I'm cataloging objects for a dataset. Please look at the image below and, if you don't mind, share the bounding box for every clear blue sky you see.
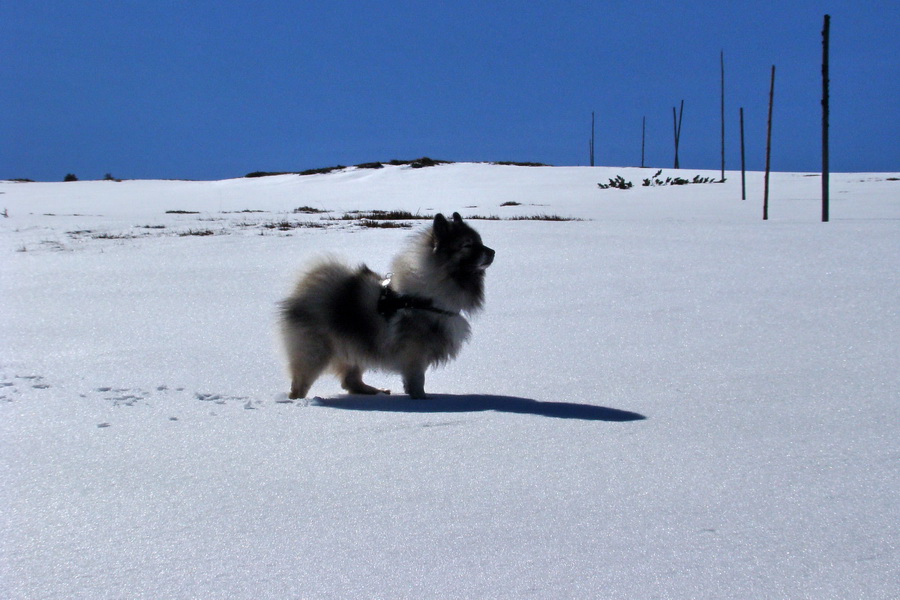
[3,1,898,181]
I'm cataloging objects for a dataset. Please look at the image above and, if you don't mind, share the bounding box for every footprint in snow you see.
[95,388,151,406]
[273,393,319,406]
[195,392,257,408]
[0,375,50,399]
[15,375,50,389]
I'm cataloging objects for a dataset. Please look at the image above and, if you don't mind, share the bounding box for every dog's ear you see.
[452,212,463,224]
[433,213,449,243]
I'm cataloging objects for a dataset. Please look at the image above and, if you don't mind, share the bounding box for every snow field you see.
[2,164,898,598]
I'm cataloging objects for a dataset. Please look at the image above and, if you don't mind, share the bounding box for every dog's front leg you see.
[402,368,427,399]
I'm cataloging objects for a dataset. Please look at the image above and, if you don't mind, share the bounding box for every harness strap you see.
[377,277,458,319]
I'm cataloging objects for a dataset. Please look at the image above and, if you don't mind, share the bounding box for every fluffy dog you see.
[280,212,494,399]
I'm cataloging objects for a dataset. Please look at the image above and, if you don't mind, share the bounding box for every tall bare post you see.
[822,15,831,222]
[740,107,746,200]
[673,107,678,168]
[641,116,646,168]
[720,50,726,182]
[673,100,684,169]
[764,65,776,220]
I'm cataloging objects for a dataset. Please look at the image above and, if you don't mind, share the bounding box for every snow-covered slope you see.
[2,164,898,598]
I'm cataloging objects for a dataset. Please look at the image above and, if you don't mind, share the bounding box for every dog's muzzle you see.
[478,246,495,270]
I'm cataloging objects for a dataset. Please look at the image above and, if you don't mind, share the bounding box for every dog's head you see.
[432,212,495,274]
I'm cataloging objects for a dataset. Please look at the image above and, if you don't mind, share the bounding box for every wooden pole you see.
[740,107,746,200]
[822,15,831,222]
[764,65,776,220]
[673,107,678,169]
[641,116,646,168]
[720,50,726,182]
[673,100,684,169]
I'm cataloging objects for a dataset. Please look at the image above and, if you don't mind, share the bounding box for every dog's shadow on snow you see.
[317,394,646,422]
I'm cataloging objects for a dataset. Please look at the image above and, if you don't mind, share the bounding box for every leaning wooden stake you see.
[590,111,596,167]
[822,14,831,222]
[740,107,746,200]
[720,50,726,182]
[641,116,646,168]
[673,107,678,168]
[764,65,776,220]
[673,100,684,169]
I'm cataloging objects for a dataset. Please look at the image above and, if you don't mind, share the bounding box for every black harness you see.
[377,277,459,319]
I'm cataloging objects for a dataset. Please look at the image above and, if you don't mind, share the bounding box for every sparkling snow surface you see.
[2,164,898,598]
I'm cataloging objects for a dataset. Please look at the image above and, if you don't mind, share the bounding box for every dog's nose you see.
[482,246,495,266]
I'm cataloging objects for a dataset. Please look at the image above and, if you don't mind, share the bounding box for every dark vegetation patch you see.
[356,220,413,229]
[300,165,347,176]
[598,175,634,190]
[408,157,448,168]
[335,210,585,227]
[382,157,451,168]
[338,210,430,221]
[92,232,136,240]
[500,201,521,207]
[467,214,584,222]
[243,158,551,179]
[245,171,292,178]
[508,214,584,221]
[346,211,583,222]
[80,204,584,244]
[243,157,452,179]
[594,171,725,190]
[642,170,724,187]
[165,210,200,214]
[260,220,329,231]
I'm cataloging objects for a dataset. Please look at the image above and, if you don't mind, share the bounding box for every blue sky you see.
[3,1,898,181]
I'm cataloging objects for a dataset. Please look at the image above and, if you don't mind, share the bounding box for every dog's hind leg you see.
[286,337,331,400]
[289,358,327,400]
[339,365,390,395]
